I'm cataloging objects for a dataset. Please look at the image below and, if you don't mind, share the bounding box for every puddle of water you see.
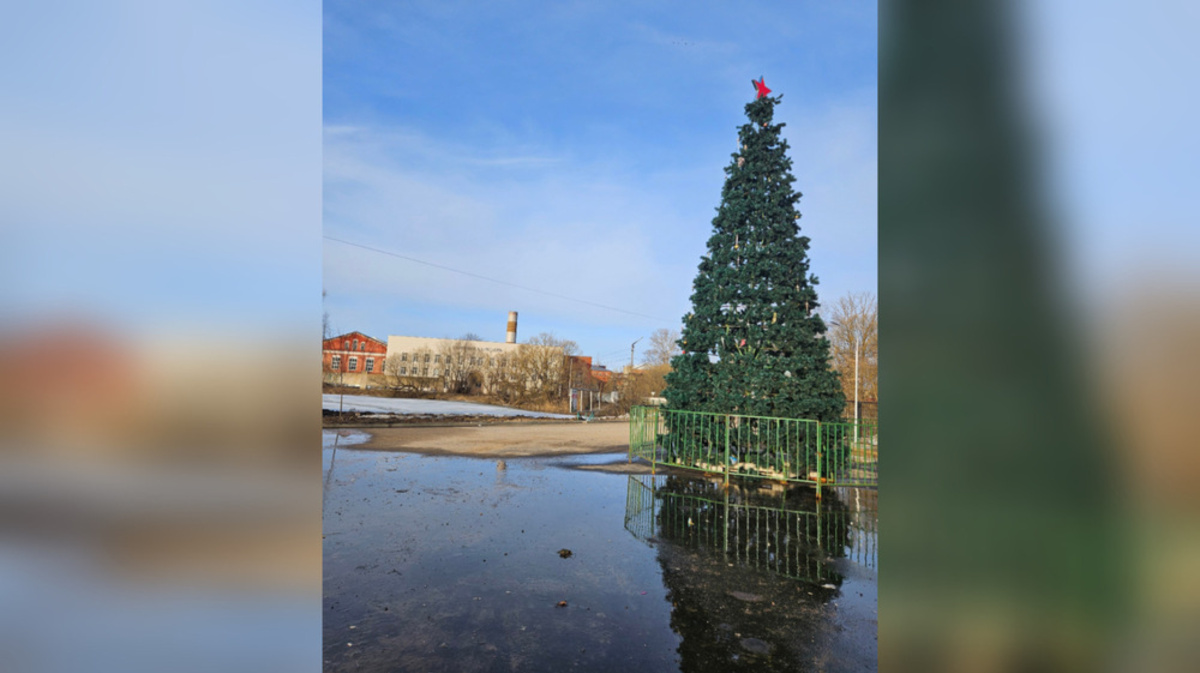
[548,452,629,466]
[323,449,877,672]
[323,429,371,449]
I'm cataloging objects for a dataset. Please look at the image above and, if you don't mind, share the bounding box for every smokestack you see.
[506,311,518,344]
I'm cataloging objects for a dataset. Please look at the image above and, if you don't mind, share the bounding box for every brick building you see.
[323,331,387,388]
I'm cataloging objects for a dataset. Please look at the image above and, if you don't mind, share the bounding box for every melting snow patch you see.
[322,395,572,419]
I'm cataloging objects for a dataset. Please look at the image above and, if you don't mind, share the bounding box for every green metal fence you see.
[629,406,878,491]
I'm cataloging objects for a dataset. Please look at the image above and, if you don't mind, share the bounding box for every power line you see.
[325,235,672,322]
[592,345,638,358]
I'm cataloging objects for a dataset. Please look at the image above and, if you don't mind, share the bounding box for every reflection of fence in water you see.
[832,486,878,570]
[623,475,877,584]
[624,473,659,542]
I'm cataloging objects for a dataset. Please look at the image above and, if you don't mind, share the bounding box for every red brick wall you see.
[323,332,387,375]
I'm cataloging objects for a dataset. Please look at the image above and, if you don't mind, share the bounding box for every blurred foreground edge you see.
[0,320,320,672]
[882,2,1199,672]
[880,2,1119,672]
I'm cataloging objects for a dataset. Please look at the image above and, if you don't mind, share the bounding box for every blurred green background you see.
[881,2,1199,672]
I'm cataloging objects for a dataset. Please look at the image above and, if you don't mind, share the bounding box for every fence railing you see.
[629,406,877,492]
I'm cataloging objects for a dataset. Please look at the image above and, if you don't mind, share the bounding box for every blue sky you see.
[322,1,877,368]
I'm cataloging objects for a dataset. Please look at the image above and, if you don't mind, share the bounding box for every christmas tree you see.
[664,80,845,423]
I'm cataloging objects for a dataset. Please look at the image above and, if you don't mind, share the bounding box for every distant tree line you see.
[382,332,583,406]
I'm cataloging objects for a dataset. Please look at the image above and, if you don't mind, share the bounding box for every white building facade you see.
[385,336,522,380]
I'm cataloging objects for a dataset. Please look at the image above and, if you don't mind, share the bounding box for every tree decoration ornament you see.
[752,77,772,99]
[663,84,845,423]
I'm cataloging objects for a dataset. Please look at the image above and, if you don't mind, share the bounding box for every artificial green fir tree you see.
[664,80,845,422]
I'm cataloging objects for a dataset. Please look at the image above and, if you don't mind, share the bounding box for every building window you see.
[352,340,358,350]
[422,367,428,376]
[424,353,431,363]
[433,368,439,377]
[331,355,341,370]
[401,352,408,362]
[434,354,441,363]
[348,356,358,371]
[366,358,374,373]
[344,340,350,349]
[399,366,407,375]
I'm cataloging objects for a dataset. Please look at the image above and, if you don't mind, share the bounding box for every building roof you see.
[326,331,385,345]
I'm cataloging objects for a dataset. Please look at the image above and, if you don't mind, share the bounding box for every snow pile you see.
[322,395,572,419]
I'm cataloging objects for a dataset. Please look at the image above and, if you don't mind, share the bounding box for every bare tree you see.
[385,347,435,394]
[513,333,572,401]
[642,328,681,367]
[321,291,336,388]
[613,363,670,414]
[438,339,484,395]
[460,332,482,342]
[322,289,331,340]
[525,332,579,357]
[474,333,577,404]
[383,356,420,395]
[826,292,878,419]
[481,352,523,403]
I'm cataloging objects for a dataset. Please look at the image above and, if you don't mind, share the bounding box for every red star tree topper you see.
[753,77,771,99]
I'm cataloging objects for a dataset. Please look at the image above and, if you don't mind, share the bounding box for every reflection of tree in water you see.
[625,475,872,672]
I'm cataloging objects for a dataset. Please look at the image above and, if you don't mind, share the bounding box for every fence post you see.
[815,421,822,501]
[650,408,657,475]
[628,406,635,463]
[724,414,731,489]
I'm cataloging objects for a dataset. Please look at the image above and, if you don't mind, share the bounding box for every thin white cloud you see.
[323,124,689,328]
[322,87,877,337]
[628,22,739,57]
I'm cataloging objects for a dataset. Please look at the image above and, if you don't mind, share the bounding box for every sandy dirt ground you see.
[353,420,633,458]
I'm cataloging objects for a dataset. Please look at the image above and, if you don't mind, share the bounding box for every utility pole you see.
[630,337,642,373]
